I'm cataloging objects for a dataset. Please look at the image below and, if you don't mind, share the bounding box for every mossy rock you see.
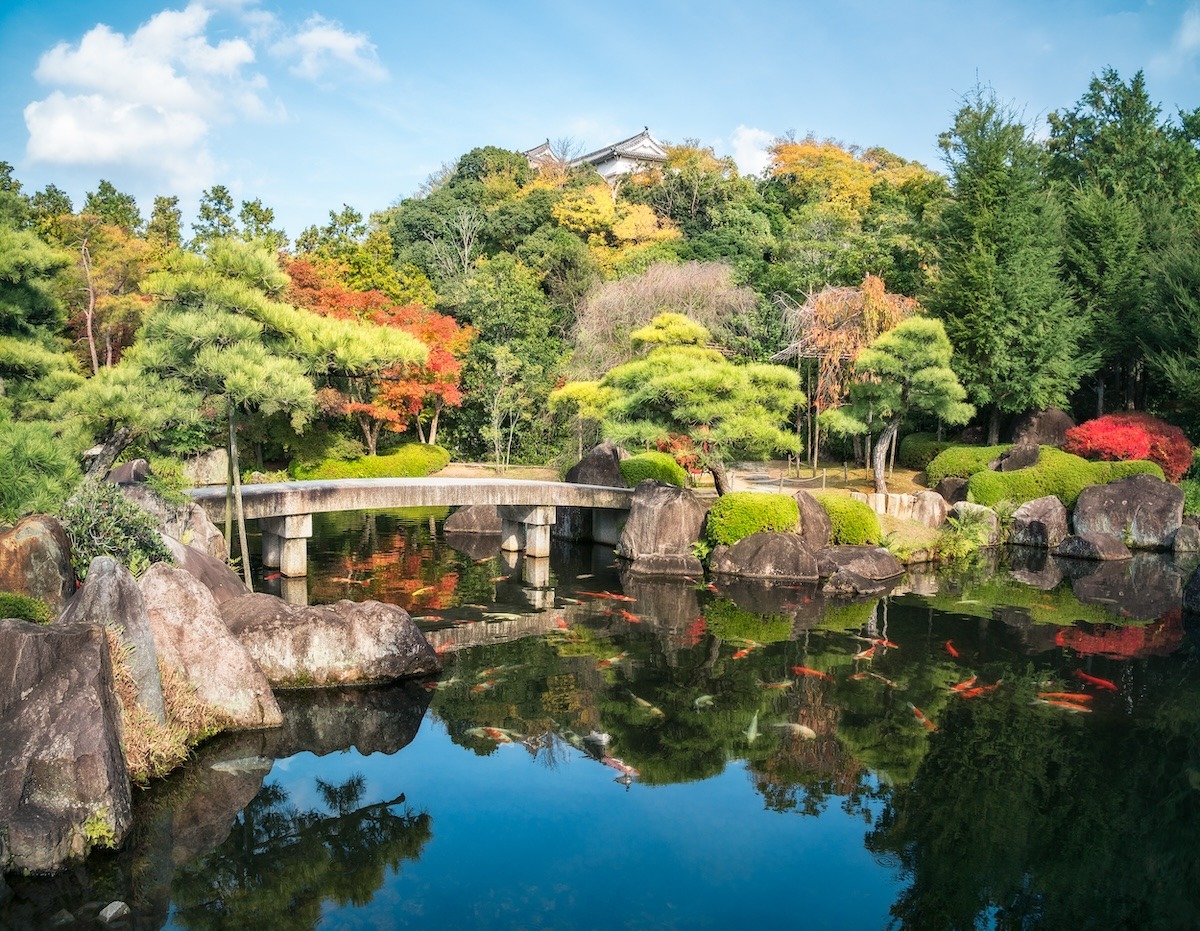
[705,491,799,547]
[619,451,687,488]
[810,491,882,546]
[290,444,451,480]
[966,448,1162,508]
[925,444,1013,485]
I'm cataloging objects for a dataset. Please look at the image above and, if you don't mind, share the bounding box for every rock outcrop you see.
[139,564,281,729]
[709,533,819,582]
[815,545,904,597]
[616,481,708,577]
[121,485,227,561]
[220,594,441,686]
[1009,408,1075,447]
[1072,474,1184,550]
[911,490,950,530]
[1009,496,1069,549]
[794,490,832,550]
[159,536,249,606]
[990,443,1040,472]
[556,441,628,542]
[0,620,131,874]
[0,516,76,613]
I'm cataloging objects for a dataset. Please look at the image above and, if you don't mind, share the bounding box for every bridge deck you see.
[188,477,633,522]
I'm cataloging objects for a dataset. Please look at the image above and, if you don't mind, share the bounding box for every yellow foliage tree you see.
[551,184,615,238]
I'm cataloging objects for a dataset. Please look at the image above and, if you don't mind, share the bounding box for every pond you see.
[5,508,1200,930]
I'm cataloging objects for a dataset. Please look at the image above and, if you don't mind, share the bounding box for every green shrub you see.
[898,432,957,470]
[925,444,1012,485]
[290,444,451,480]
[811,491,881,545]
[620,451,688,488]
[0,416,82,522]
[1184,479,1200,517]
[967,448,1163,508]
[705,491,799,547]
[59,480,173,579]
[0,591,52,624]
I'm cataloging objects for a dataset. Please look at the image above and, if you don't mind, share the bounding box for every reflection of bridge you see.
[188,478,633,577]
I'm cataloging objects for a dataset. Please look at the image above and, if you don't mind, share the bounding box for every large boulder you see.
[990,443,1040,472]
[58,557,166,725]
[934,477,969,504]
[105,459,151,485]
[0,516,76,613]
[220,594,441,686]
[815,545,904,581]
[616,481,708,577]
[139,564,281,729]
[159,535,249,606]
[1009,496,1069,549]
[443,505,502,534]
[556,441,629,542]
[181,448,230,487]
[1054,533,1132,561]
[121,485,227,561]
[911,490,949,530]
[794,490,832,550]
[709,533,819,582]
[1072,473,1184,550]
[0,620,131,874]
[950,501,1001,546]
[1009,408,1075,448]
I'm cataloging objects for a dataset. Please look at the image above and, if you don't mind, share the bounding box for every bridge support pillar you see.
[260,514,313,577]
[497,505,557,558]
[592,508,623,546]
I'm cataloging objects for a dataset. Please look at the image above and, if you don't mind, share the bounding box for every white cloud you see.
[730,125,774,177]
[272,15,387,82]
[1152,3,1200,74]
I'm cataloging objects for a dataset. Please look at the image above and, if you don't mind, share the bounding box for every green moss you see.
[898,432,957,470]
[704,598,792,643]
[705,491,799,547]
[0,591,52,624]
[925,444,1012,484]
[811,491,882,546]
[620,451,688,488]
[967,448,1163,508]
[83,808,117,849]
[290,444,451,480]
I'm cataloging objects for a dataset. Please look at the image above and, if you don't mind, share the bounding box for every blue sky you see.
[0,0,1197,239]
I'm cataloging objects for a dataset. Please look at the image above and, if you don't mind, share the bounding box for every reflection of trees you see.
[171,773,431,929]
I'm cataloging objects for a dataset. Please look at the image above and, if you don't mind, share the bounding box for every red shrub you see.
[1063,412,1193,482]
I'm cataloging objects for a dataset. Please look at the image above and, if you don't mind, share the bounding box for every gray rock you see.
[1184,565,1200,615]
[556,442,629,542]
[181,447,230,487]
[444,531,502,561]
[159,535,249,606]
[1009,407,1075,447]
[0,620,131,874]
[911,490,949,529]
[98,901,131,923]
[58,556,166,725]
[934,476,969,504]
[709,533,818,582]
[121,484,227,561]
[815,545,904,581]
[443,504,502,534]
[1054,533,1132,561]
[616,481,709,577]
[794,490,832,549]
[139,564,281,729]
[0,515,76,613]
[220,594,441,686]
[1009,496,1069,549]
[1070,553,1182,620]
[991,443,1040,472]
[1174,523,1200,553]
[822,569,898,598]
[1072,473,1184,550]
[105,459,151,485]
[950,501,1001,546]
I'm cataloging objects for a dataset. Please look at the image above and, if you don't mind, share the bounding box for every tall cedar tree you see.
[929,88,1091,443]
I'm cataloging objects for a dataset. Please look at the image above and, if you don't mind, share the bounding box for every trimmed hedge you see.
[810,491,882,546]
[290,444,451,480]
[898,432,957,471]
[620,451,687,488]
[705,491,799,547]
[0,591,52,624]
[925,444,1012,485]
[966,448,1163,508]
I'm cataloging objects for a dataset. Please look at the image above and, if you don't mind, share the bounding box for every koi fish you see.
[774,722,817,740]
[1073,669,1118,692]
[554,617,569,629]
[1034,699,1092,714]
[629,693,665,717]
[848,672,870,681]
[488,576,507,583]
[792,666,832,681]
[732,649,751,660]
[597,651,628,669]
[706,583,719,593]
[758,679,794,690]
[601,756,639,777]
[744,711,760,744]
[576,573,594,579]
[871,638,900,649]
[263,572,281,581]
[853,645,876,661]
[428,676,460,690]
[908,702,937,731]
[949,676,978,693]
[693,694,715,710]
[1038,691,1093,703]
[608,593,637,603]
[945,640,960,658]
[957,681,1002,699]
[470,681,496,693]
[329,576,367,585]
[467,726,518,742]
[870,672,900,688]
[618,608,640,623]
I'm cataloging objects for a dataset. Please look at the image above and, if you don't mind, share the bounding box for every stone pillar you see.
[259,514,313,577]
[497,505,557,557]
[522,556,551,589]
[592,508,623,546]
[280,576,309,606]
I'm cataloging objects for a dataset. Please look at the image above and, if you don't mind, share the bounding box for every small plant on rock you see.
[59,480,173,579]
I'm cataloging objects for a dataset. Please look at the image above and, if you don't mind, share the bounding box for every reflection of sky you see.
[253,721,901,930]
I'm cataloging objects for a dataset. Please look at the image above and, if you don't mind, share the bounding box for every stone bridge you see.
[188,477,633,577]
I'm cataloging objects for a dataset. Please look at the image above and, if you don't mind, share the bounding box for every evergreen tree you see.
[191,185,236,249]
[147,195,183,251]
[83,180,142,233]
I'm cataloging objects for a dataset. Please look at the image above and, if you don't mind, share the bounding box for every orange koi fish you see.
[608,593,637,603]
[596,651,629,669]
[908,702,937,731]
[1073,669,1118,691]
[1036,698,1093,714]
[848,672,870,681]
[705,583,719,593]
[488,576,508,583]
[555,617,569,629]
[470,681,496,693]
[853,645,876,661]
[949,676,977,693]
[618,609,640,623]
[871,638,899,649]
[601,756,639,778]
[1038,691,1093,703]
[263,572,281,581]
[945,640,960,658]
[792,666,833,681]
[732,649,751,660]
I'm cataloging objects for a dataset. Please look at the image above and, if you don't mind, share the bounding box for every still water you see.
[5,508,1200,930]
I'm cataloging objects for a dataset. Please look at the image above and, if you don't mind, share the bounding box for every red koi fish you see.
[554,617,569,629]
[1074,669,1118,692]
[618,608,640,623]
[1038,691,1093,703]
[959,680,1003,698]
[908,703,937,732]
[1037,698,1093,714]
[853,645,876,661]
[872,638,899,649]
[470,681,496,693]
[601,756,639,778]
[848,672,870,681]
[263,572,281,581]
[945,640,960,658]
[706,583,719,593]
[732,649,751,660]
[949,676,977,693]
[792,666,833,681]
